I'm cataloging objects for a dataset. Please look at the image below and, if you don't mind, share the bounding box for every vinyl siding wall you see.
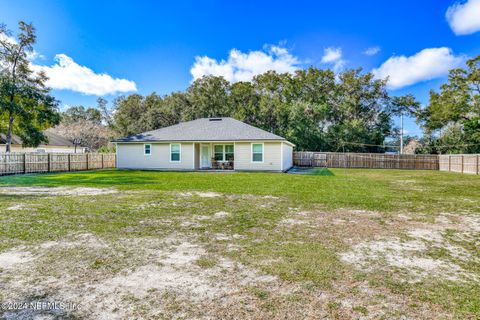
[234,142,282,171]
[282,142,293,171]
[116,143,194,170]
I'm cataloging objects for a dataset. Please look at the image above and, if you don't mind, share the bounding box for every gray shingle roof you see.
[0,131,74,146]
[114,117,291,143]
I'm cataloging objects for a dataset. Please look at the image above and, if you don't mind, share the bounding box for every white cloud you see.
[364,46,381,56]
[446,0,480,35]
[321,47,341,63]
[320,47,345,71]
[371,47,464,89]
[190,45,300,82]
[31,54,137,96]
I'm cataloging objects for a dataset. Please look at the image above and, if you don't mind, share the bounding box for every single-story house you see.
[0,131,85,153]
[114,117,294,172]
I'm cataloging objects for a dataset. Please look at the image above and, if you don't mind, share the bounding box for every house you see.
[114,117,294,172]
[0,131,85,153]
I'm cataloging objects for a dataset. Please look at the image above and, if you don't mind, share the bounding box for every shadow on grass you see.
[287,167,335,176]
[309,168,335,176]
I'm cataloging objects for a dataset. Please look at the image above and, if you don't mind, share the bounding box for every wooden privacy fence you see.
[0,153,116,176]
[293,152,440,170]
[439,154,480,175]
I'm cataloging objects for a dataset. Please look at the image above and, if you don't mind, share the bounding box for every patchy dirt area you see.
[0,186,117,196]
[175,191,222,198]
[0,233,290,319]
[0,184,479,319]
[337,212,480,283]
[0,249,34,269]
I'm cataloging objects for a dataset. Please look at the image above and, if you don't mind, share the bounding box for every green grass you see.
[0,168,479,318]
[1,168,479,214]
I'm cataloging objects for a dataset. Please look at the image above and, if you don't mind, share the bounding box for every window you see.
[252,143,263,162]
[214,145,224,161]
[213,144,234,161]
[170,143,181,162]
[225,145,234,161]
[144,144,151,155]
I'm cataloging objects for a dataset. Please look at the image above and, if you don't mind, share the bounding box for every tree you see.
[183,76,231,120]
[230,81,260,126]
[96,97,114,127]
[253,71,292,134]
[0,21,59,152]
[113,93,177,137]
[286,100,328,151]
[49,119,114,151]
[323,69,391,152]
[110,67,404,152]
[62,105,102,124]
[419,55,480,153]
[113,94,151,136]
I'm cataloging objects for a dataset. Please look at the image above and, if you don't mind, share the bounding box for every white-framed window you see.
[170,143,181,162]
[251,143,264,163]
[213,144,234,161]
[214,145,223,161]
[144,144,151,155]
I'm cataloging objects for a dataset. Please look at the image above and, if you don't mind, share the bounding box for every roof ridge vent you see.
[209,118,222,121]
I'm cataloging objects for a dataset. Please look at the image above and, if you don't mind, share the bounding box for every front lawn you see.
[0,169,479,319]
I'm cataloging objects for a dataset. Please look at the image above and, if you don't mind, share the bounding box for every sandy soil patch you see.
[0,186,117,196]
[213,211,229,218]
[5,204,27,211]
[340,238,468,282]
[0,233,107,271]
[0,234,284,319]
[0,250,34,269]
[176,191,222,198]
[279,218,307,226]
[38,233,109,250]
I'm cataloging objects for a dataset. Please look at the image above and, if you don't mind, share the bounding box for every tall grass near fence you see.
[0,152,116,176]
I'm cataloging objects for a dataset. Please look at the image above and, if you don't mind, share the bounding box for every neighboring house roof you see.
[114,117,294,144]
[0,131,75,147]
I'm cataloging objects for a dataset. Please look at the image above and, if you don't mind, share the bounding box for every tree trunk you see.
[5,113,14,153]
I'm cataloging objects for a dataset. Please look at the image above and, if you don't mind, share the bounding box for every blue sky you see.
[2,0,480,136]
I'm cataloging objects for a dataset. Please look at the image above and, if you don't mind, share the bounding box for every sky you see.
[1,0,480,136]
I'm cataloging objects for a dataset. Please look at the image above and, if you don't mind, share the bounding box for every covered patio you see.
[195,142,234,170]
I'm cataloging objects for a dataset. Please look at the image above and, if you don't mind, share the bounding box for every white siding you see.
[281,142,293,171]
[234,142,282,171]
[116,143,194,170]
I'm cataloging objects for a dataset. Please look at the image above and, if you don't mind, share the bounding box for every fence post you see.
[23,153,26,174]
[461,155,464,174]
[68,153,71,172]
[101,153,104,169]
[47,153,51,172]
[477,154,480,175]
[86,153,89,170]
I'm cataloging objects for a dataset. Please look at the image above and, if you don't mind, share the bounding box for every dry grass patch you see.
[0,186,117,196]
